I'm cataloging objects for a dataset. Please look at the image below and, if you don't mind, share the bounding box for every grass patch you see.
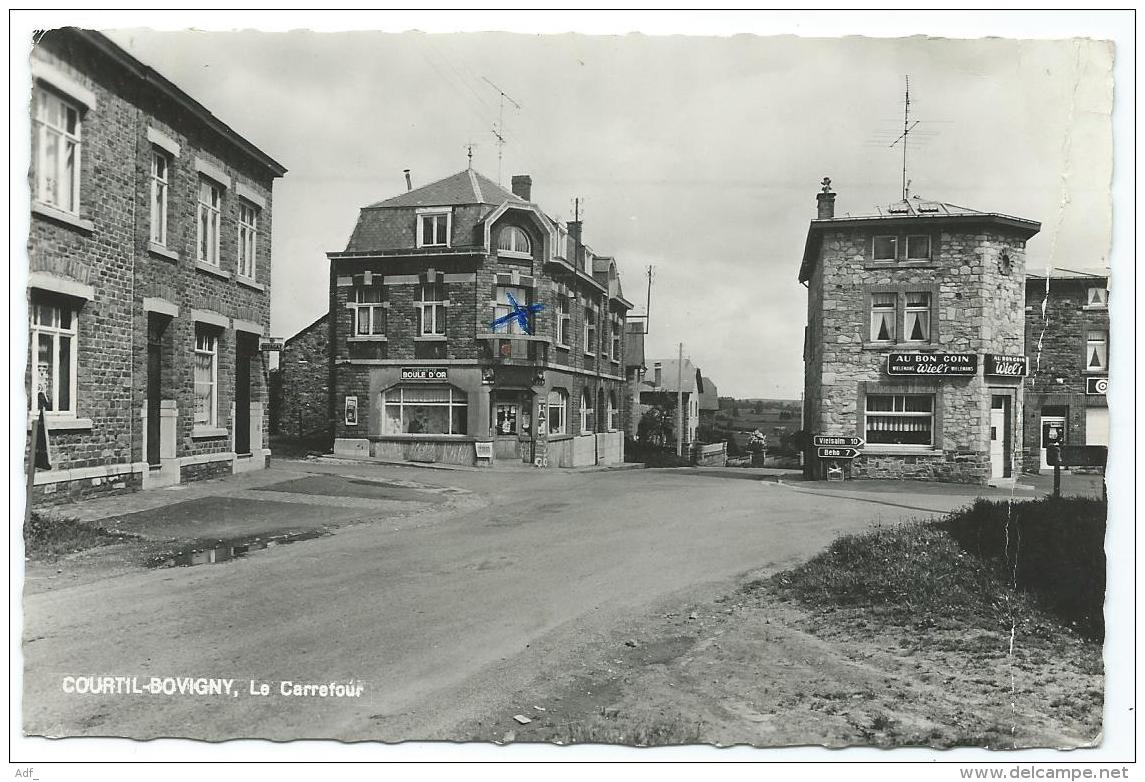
[754,497,1106,643]
[23,511,130,560]
[942,498,1105,641]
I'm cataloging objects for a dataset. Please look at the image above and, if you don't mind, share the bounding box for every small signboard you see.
[475,441,493,459]
[344,396,358,426]
[481,367,495,385]
[401,367,448,382]
[813,435,865,448]
[259,337,284,352]
[1085,376,1108,395]
[817,446,861,459]
[888,352,977,377]
[984,354,1029,378]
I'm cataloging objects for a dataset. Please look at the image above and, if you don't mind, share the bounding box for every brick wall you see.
[278,314,330,439]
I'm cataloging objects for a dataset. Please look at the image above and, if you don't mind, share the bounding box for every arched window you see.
[498,225,531,257]
[580,389,594,434]
[608,391,619,431]
[547,388,568,435]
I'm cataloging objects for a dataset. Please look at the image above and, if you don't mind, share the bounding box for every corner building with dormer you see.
[327,169,633,467]
[799,181,1040,484]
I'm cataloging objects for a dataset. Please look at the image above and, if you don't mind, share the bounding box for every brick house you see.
[276,313,330,441]
[799,180,1041,484]
[1021,268,1110,473]
[326,168,633,467]
[26,29,286,505]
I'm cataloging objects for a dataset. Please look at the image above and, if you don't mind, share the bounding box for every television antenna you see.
[482,75,521,184]
[865,75,942,200]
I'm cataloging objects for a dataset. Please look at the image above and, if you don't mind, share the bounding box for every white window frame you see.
[556,293,572,348]
[32,87,82,215]
[905,235,932,260]
[1085,286,1109,308]
[864,393,934,449]
[237,200,259,280]
[1086,330,1108,372]
[353,286,386,336]
[416,210,451,248]
[30,298,78,416]
[547,389,568,436]
[418,283,448,336]
[497,225,532,258]
[193,328,219,427]
[580,389,594,433]
[149,150,169,245]
[608,391,619,431]
[197,177,223,266]
[872,235,897,261]
[903,292,931,343]
[584,304,598,356]
[493,286,529,335]
[869,292,897,343]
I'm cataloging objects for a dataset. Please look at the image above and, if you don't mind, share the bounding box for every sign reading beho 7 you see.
[888,353,977,376]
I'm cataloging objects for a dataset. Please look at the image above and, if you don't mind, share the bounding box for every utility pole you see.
[676,342,684,458]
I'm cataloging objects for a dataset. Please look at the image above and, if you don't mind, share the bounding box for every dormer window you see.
[497,225,532,258]
[417,209,451,248]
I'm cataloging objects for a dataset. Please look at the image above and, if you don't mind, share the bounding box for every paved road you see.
[21,463,985,742]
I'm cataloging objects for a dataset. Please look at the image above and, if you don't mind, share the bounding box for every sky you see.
[58,15,1117,398]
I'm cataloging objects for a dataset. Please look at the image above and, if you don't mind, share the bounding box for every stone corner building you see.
[799,180,1040,484]
[26,28,287,505]
[326,168,633,467]
[275,312,331,441]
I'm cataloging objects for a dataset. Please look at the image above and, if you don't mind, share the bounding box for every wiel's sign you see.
[887,352,977,377]
[984,354,1029,377]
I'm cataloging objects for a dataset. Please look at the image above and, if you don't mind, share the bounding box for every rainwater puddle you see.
[147,529,328,569]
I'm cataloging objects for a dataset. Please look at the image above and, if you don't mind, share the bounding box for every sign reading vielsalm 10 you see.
[888,352,977,376]
[813,435,865,460]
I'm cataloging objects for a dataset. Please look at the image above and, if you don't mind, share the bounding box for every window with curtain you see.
[493,286,530,335]
[193,328,218,426]
[32,87,82,214]
[149,151,169,245]
[865,394,933,447]
[382,385,468,435]
[497,225,531,256]
[1086,330,1108,372]
[417,283,447,336]
[869,292,896,342]
[580,389,594,433]
[353,286,386,336]
[903,292,931,342]
[238,201,259,279]
[547,389,568,435]
[197,178,222,265]
[30,298,78,414]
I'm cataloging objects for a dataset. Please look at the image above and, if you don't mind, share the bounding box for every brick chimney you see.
[567,220,584,269]
[511,174,532,201]
[816,176,835,219]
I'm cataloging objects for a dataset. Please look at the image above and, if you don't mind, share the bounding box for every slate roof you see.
[370,169,525,208]
[644,359,701,394]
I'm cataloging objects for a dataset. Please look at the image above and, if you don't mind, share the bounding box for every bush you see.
[942,498,1106,641]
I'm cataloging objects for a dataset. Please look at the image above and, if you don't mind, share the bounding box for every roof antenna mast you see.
[481,76,521,184]
[889,75,919,201]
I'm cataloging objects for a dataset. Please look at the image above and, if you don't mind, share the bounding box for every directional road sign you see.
[813,435,865,448]
[817,447,861,459]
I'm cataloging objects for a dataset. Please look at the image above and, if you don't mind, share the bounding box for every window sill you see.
[863,261,937,270]
[191,426,228,439]
[32,202,95,234]
[348,335,388,342]
[1083,369,1109,375]
[413,335,447,342]
[28,416,93,431]
[147,242,179,262]
[195,260,230,280]
[861,342,937,351]
[416,243,450,250]
[1081,305,1108,312]
[862,446,943,457]
[236,275,265,291]
[497,250,532,260]
[555,343,571,351]
[547,433,573,442]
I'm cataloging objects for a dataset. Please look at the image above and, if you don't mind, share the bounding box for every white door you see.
[1040,415,1066,470]
[1085,406,1109,446]
[989,396,1006,478]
